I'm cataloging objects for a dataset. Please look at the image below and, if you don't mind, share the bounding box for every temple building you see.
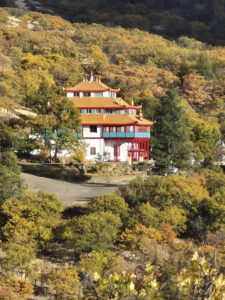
[65,77,153,162]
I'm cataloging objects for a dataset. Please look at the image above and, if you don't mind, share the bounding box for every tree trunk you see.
[54,146,58,161]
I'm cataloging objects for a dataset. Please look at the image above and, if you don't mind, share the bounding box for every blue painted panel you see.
[126,133,134,138]
[135,133,151,138]
[92,109,95,114]
[73,132,82,137]
[103,132,109,138]
[101,109,105,114]
[117,132,125,138]
[82,109,85,114]
[117,110,120,115]
[110,133,116,138]
[53,132,57,137]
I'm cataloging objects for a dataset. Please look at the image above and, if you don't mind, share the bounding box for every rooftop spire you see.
[89,70,94,82]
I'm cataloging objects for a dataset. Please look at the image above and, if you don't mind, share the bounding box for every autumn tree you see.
[2,190,63,248]
[47,267,83,299]
[152,90,191,173]
[176,251,225,299]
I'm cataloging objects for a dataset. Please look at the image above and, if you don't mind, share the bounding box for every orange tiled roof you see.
[70,97,139,109]
[65,81,119,92]
[81,114,153,126]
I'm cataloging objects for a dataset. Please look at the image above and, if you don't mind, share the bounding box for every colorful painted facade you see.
[65,77,153,162]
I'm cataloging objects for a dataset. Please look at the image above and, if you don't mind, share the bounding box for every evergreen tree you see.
[152,90,191,173]
[196,53,213,79]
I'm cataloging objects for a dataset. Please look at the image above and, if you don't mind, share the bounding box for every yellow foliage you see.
[47,267,82,299]
[5,277,34,299]
[120,224,162,250]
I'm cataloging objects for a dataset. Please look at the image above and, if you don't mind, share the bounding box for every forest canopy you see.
[26,0,225,46]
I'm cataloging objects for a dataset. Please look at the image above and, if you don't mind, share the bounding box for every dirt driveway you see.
[21,173,121,207]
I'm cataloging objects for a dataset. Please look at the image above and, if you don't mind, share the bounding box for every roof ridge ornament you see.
[89,70,94,82]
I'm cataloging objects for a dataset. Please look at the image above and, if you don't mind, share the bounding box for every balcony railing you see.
[103,132,150,138]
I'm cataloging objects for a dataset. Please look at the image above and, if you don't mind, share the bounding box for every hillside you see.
[10,0,225,46]
[2,8,225,299]
[0,7,225,160]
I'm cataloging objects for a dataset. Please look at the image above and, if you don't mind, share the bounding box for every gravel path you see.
[21,173,120,206]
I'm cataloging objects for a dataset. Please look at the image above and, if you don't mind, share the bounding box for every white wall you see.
[104,140,131,161]
[85,139,105,160]
[66,92,74,98]
[103,91,110,97]
[83,125,102,138]
[120,142,131,161]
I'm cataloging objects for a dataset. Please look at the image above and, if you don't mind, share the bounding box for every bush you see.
[63,212,122,253]
[88,194,129,220]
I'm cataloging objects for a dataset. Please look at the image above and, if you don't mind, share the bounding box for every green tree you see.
[138,96,159,121]
[0,121,32,155]
[136,203,187,234]
[196,53,213,79]
[2,240,37,271]
[0,166,23,206]
[79,250,116,276]
[152,90,191,173]
[0,151,21,175]
[88,194,129,221]
[0,122,17,152]
[25,82,81,161]
[63,212,122,253]
[191,119,220,161]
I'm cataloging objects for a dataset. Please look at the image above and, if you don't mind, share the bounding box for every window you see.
[94,92,103,97]
[104,127,109,132]
[96,109,101,114]
[106,109,112,114]
[90,147,96,155]
[84,92,91,97]
[126,126,133,133]
[111,127,116,132]
[90,126,97,133]
[136,126,150,133]
[86,109,92,114]
[106,109,117,114]
[129,109,136,115]
[117,126,125,132]
[73,92,80,97]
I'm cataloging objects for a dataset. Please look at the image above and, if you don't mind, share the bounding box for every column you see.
[116,140,119,162]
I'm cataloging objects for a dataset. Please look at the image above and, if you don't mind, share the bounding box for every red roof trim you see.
[82,122,136,126]
[76,107,139,110]
[65,89,119,93]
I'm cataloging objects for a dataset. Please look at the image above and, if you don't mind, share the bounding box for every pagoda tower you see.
[65,77,153,162]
